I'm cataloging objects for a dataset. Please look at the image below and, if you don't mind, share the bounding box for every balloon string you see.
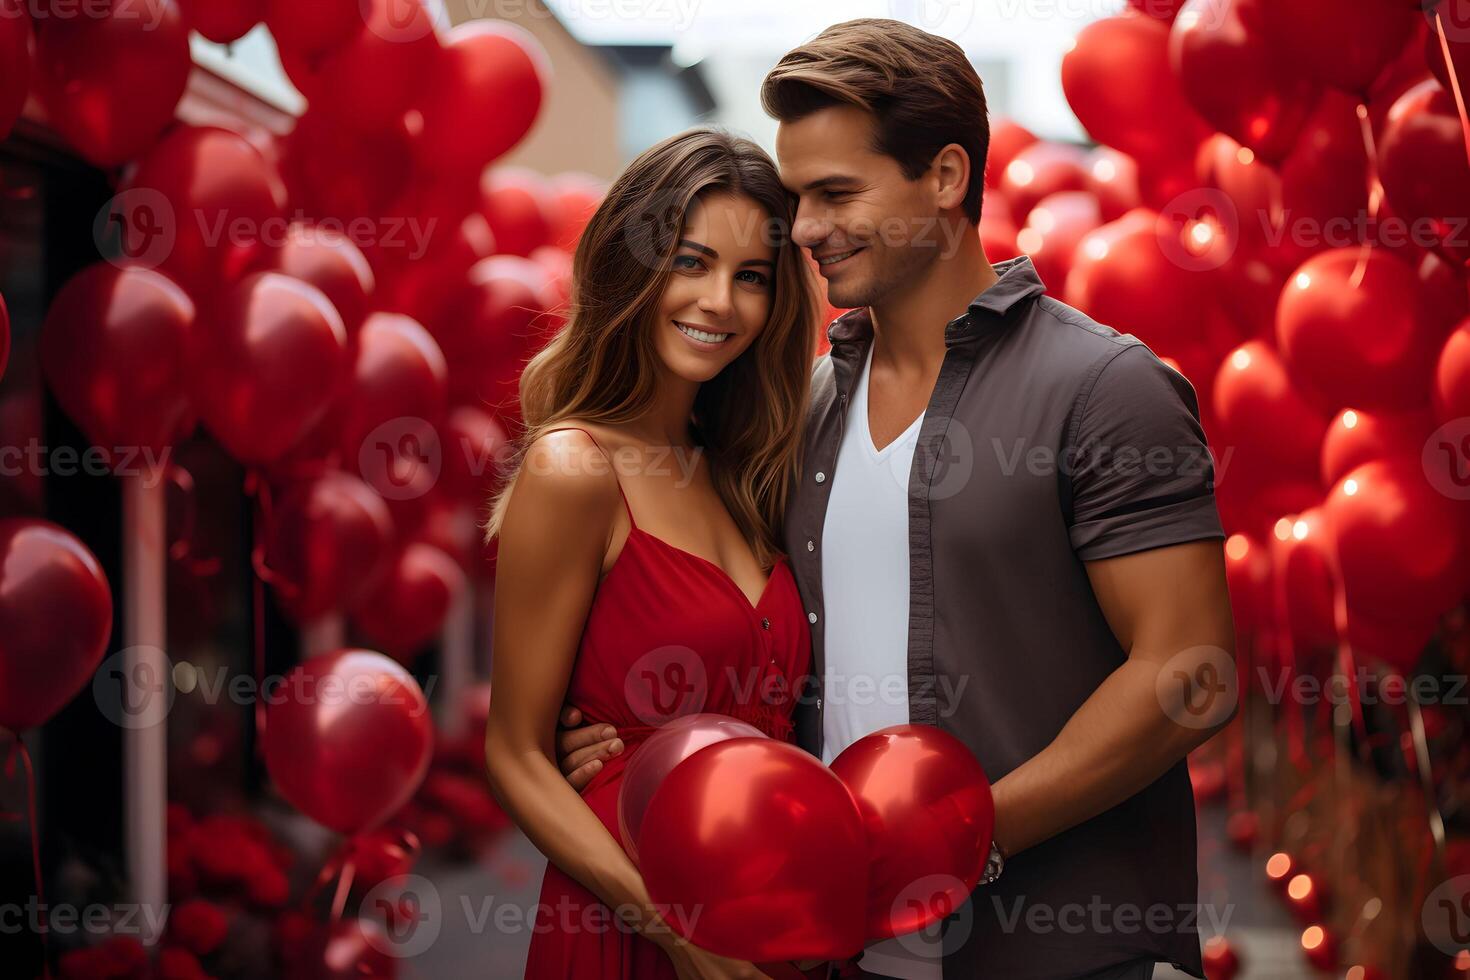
[164,462,222,577]
[1351,103,1383,289]
[3,730,52,979]
[244,468,298,750]
[1434,9,1470,169]
[301,828,423,926]
[1406,697,1448,861]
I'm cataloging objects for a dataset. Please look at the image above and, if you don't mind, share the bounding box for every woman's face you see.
[652,191,776,385]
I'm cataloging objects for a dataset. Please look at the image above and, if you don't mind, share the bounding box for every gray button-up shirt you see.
[782,256,1221,979]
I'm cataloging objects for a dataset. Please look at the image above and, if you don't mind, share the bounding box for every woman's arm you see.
[483,431,772,979]
[483,431,665,935]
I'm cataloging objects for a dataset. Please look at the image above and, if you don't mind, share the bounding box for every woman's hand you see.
[664,941,776,980]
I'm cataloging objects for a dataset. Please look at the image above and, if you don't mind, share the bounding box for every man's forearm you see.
[989,655,1230,857]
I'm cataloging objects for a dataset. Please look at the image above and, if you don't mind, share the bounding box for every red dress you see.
[521,428,813,979]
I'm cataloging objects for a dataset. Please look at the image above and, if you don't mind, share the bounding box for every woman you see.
[482,128,821,980]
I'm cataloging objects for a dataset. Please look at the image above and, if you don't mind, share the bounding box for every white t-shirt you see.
[820,343,943,980]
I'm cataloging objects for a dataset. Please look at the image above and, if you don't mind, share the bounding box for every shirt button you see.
[814,472,826,484]
[806,540,815,552]
[807,612,818,624]
[761,617,770,630]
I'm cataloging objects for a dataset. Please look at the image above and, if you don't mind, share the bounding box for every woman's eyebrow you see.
[677,238,717,257]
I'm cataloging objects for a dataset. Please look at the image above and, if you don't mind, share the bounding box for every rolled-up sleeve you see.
[1066,343,1224,561]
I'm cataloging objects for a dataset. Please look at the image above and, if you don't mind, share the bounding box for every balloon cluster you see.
[617,716,994,965]
[12,0,607,648]
[1045,0,1470,679]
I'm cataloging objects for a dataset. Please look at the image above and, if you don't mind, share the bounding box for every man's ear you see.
[931,142,972,213]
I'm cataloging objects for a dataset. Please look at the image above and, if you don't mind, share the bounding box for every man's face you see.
[776,104,943,310]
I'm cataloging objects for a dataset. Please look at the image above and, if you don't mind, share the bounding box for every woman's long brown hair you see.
[482,127,819,568]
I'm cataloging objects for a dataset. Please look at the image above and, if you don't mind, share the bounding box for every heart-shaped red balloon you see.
[262,649,432,834]
[0,518,114,731]
[639,737,869,962]
[418,21,549,177]
[830,725,994,941]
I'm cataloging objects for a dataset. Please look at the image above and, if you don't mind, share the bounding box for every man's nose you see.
[792,211,832,249]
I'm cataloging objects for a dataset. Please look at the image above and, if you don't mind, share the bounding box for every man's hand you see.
[556,704,624,791]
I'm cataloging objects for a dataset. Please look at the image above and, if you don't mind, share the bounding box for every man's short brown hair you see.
[761,18,989,224]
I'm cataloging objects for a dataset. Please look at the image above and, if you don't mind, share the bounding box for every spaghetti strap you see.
[540,426,636,527]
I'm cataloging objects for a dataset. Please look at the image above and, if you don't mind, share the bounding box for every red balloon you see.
[0,288,10,382]
[0,0,31,141]
[617,713,767,866]
[178,0,263,44]
[979,191,1019,262]
[40,263,195,455]
[1259,0,1417,94]
[1017,191,1103,295]
[529,244,573,326]
[829,725,994,941]
[998,141,1090,224]
[310,0,441,134]
[440,405,510,503]
[348,543,464,664]
[1062,12,1210,172]
[279,108,414,225]
[262,649,432,833]
[985,117,1039,190]
[639,738,869,962]
[418,20,548,176]
[1277,247,1455,413]
[479,168,553,258]
[1437,317,1470,423]
[1271,506,1339,659]
[1202,935,1242,980]
[1084,147,1142,222]
[124,126,287,293]
[1172,0,1322,166]
[1379,79,1470,267]
[264,0,359,59]
[1066,208,1234,364]
[1425,0,1470,101]
[545,172,605,252]
[264,471,395,622]
[1326,457,1470,625]
[377,213,496,328]
[1223,533,1272,640]
[1128,0,1189,20]
[1212,341,1329,477]
[1320,407,1433,486]
[335,311,447,469]
[258,223,374,337]
[0,519,113,731]
[188,272,349,465]
[1198,93,1369,274]
[32,0,190,168]
[432,255,549,411]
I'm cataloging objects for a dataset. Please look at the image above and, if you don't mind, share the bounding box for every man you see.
[555,18,1234,980]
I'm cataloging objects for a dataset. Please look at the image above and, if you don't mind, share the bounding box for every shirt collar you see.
[826,254,1048,347]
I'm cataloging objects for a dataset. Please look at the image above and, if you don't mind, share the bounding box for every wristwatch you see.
[979,840,1006,885]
